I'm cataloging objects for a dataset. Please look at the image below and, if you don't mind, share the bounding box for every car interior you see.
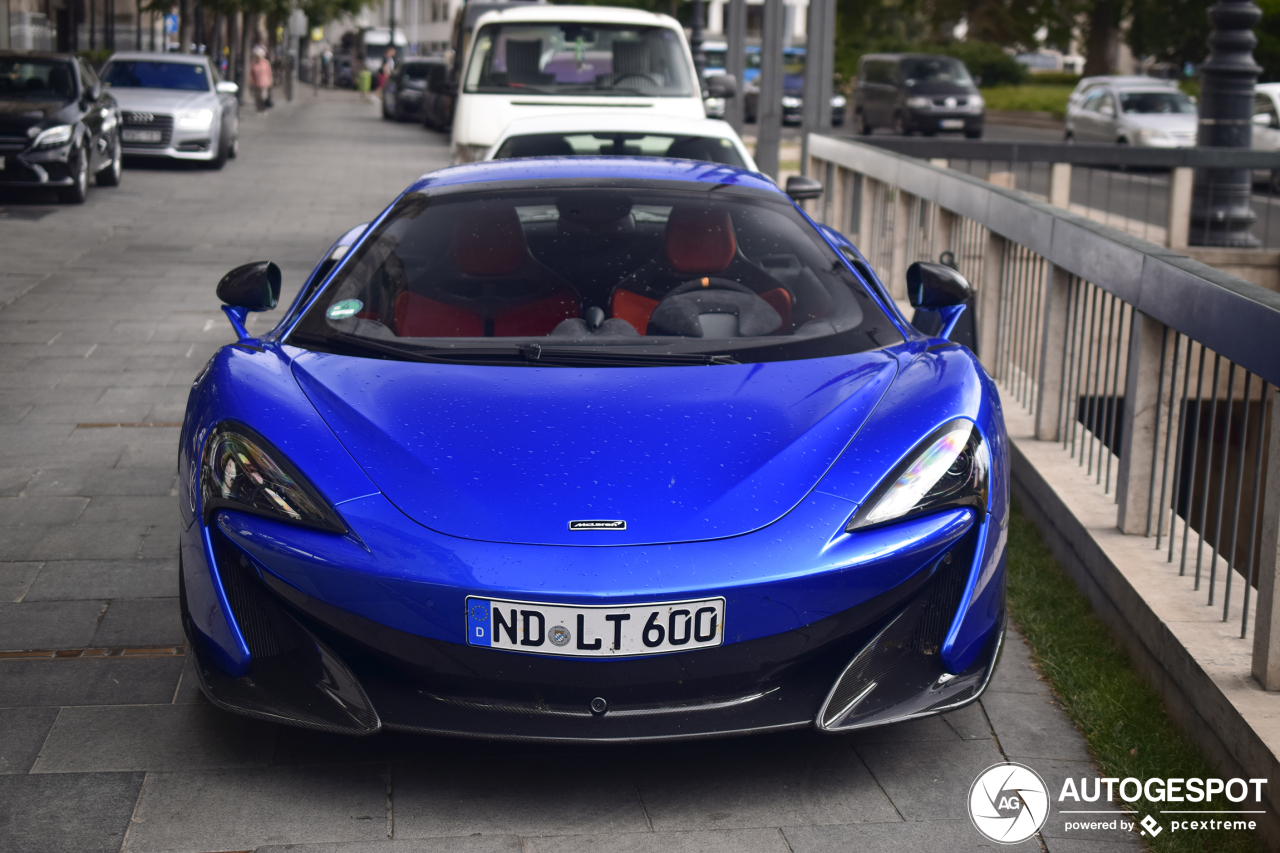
[309,189,871,343]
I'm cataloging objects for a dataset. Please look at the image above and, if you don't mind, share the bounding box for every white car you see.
[1064,82,1197,148]
[485,112,759,172]
[1066,75,1178,112]
[1252,83,1280,191]
[452,5,708,164]
[100,52,240,167]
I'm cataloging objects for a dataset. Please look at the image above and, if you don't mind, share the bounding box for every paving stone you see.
[0,468,35,495]
[33,703,275,773]
[943,701,994,740]
[0,496,88,526]
[0,561,41,602]
[23,558,177,600]
[92,598,184,647]
[524,828,794,853]
[0,600,107,649]
[1042,839,1149,852]
[392,758,650,838]
[78,496,180,525]
[983,690,1094,763]
[255,839,522,853]
[0,772,144,853]
[634,733,899,830]
[986,628,1051,696]
[784,821,1030,851]
[845,714,961,744]
[855,736,1007,822]
[124,764,389,852]
[23,467,177,497]
[0,707,59,774]
[1031,759,1144,846]
[0,656,184,707]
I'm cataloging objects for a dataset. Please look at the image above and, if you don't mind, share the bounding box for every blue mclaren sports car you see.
[179,156,1009,741]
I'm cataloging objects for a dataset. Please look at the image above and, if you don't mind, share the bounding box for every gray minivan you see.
[854,53,984,138]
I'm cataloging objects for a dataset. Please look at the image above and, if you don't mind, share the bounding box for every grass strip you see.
[980,84,1075,118]
[1006,501,1263,853]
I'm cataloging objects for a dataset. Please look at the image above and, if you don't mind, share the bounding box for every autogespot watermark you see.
[968,763,1269,843]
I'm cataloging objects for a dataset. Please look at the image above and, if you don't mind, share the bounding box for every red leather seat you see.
[393,207,579,337]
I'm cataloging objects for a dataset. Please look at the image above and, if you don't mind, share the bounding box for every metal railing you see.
[852,138,1280,251]
[809,134,1280,689]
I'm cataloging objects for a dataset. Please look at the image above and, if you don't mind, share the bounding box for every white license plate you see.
[940,119,965,130]
[122,129,162,142]
[0,156,5,170]
[466,595,725,657]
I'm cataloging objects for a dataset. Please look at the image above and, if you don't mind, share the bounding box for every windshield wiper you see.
[289,332,738,367]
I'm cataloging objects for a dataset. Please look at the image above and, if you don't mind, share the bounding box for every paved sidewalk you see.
[0,90,1139,853]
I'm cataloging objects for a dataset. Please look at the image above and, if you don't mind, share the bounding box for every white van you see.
[451,5,709,163]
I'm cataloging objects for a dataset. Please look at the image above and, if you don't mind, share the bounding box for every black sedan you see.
[0,50,122,203]
[382,58,445,123]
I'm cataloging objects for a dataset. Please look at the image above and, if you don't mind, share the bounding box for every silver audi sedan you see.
[99,52,240,168]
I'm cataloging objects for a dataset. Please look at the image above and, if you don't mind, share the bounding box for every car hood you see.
[0,98,71,135]
[292,351,899,546]
[106,87,215,112]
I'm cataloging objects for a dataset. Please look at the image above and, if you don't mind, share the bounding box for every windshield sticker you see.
[326,299,363,320]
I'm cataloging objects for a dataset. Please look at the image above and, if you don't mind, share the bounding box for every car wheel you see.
[96,136,122,187]
[891,112,907,136]
[854,110,871,135]
[58,147,88,204]
[228,135,239,159]
[382,98,393,120]
[1269,168,1280,195]
[1064,131,1075,143]
[208,131,229,170]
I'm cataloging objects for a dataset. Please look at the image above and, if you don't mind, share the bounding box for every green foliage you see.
[935,39,1027,86]
[980,84,1073,116]
[1006,503,1264,853]
[1028,71,1083,86]
[1258,0,1280,83]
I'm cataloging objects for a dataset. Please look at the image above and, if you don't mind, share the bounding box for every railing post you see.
[889,189,912,299]
[1252,386,1280,690]
[977,231,1005,372]
[857,175,875,253]
[1168,167,1193,250]
[1049,162,1071,209]
[1035,265,1072,440]
[936,208,957,261]
[1116,312,1166,534]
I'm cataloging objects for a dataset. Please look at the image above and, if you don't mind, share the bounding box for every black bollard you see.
[1190,0,1263,247]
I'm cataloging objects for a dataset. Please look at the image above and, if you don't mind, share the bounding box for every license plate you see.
[466,595,725,657]
[0,156,5,170]
[940,119,965,129]
[122,129,162,142]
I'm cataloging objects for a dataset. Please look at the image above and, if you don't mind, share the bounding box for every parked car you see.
[1066,75,1177,112]
[853,53,984,138]
[100,52,240,168]
[0,50,122,203]
[486,112,758,171]
[334,54,355,89]
[451,5,734,163]
[1251,83,1280,192]
[1064,81,1196,147]
[741,46,845,126]
[421,61,455,131]
[181,155,1008,741]
[382,57,443,122]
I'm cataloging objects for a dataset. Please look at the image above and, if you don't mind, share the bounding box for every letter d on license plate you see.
[466,596,725,657]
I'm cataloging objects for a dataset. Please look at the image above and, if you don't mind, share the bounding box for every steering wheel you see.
[649,278,781,337]
[612,72,661,89]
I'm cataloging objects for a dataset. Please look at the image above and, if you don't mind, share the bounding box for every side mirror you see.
[217,80,239,94]
[217,261,281,311]
[84,83,101,103]
[706,73,737,99]
[907,261,972,308]
[785,175,823,200]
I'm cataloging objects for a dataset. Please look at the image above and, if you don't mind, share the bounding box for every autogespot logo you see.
[969,762,1051,844]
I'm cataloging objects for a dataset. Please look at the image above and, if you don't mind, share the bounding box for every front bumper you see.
[0,144,78,186]
[905,110,984,133]
[120,112,216,160]
[181,500,1007,741]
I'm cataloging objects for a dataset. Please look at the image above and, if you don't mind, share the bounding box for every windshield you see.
[0,58,76,101]
[290,184,895,365]
[102,60,211,91]
[464,23,695,97]
[1119,91,1195,114]
[493,132,746,167]
[901,57,973,87]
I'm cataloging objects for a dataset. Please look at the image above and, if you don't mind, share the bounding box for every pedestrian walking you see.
[250,46,274,113]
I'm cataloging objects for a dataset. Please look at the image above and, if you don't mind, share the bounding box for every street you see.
[0,91,1131,853]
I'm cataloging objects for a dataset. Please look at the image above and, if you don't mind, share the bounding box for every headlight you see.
[1135,128,1171,144]
[31,124,73,149]
[906,96,931,109]
[831,94,847,108]
[201,425,345,532]
[969,94,984,109]
[177,108,214,130]
[781,96,802,108]
[846,419,989,531]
